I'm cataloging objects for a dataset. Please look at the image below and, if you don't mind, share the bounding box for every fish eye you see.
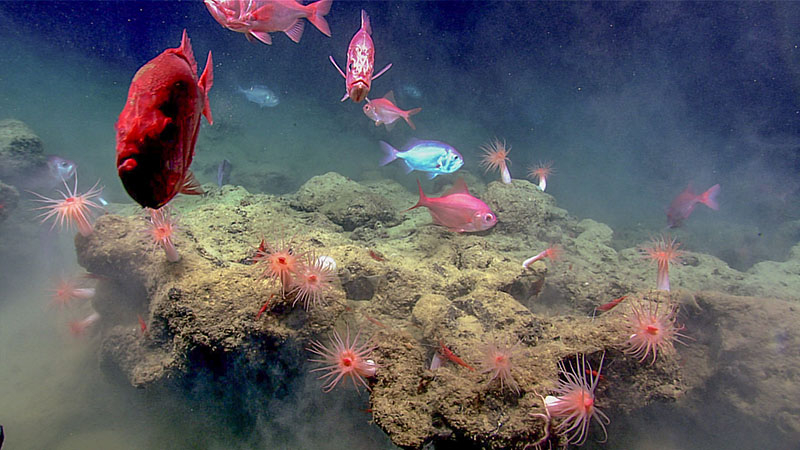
[484,213,495,222]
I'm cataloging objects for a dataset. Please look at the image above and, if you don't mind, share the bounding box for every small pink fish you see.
[363,91,422,130]
[666,183,720,228]
[330,10,392,102]
[405,178,497,233]
[204,0,332,45]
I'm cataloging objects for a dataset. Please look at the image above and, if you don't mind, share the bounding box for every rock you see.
[70,173,800,448]
[679,291,800,445]
[0,119,47,181]
[290,172,400,231]
[0,180,19,223]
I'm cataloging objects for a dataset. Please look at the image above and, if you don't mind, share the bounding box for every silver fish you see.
[217,159,232,187]
[238,85,279,107]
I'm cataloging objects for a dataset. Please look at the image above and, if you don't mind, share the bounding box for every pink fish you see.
[405,178,497,233]
[666,183,720,227]
[204,0,332,45]
[363,91,422,130]
[329,10,392,102]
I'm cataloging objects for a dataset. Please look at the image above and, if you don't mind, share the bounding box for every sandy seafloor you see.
[1,2,800,449]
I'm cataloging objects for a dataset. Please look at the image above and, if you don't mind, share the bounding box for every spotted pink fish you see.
[405,178,497,233]
[329,10,392,102]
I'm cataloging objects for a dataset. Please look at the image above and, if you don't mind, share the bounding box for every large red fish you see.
[116,30,213,209]
[329,10,391,103]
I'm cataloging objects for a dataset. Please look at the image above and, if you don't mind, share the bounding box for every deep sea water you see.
[1,1,799,449]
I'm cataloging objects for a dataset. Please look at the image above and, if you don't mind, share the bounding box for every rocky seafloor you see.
[68,170,800,448]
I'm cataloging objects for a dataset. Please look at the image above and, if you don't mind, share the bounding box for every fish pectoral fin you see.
[180,171,205,195]
[329,56,346,78]
[249,31,272,45]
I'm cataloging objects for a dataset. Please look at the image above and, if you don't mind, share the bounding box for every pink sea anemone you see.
[522,245,561,269]
[624,300,687,364]
[643,234,684,291]
[256,237,303,295]
[527,162,554,192]
[30,175,102,236]
[544,353,609,446]
[69,311,100,336]
[481,340,520,395]
[145,206,180,262]
[49,275,95,309]
[480,138,512,184]
[307,327,378,392]
[289,253,335,310]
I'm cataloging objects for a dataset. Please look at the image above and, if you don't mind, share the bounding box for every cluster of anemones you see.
[48,273,101,337]
[255,237,337,310]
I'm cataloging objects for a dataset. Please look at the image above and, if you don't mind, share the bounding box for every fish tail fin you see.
[199,51,214,125]
[379,141,399,166]
[307,0,332,37]
[699,184,720,210]
[402,179,428,212]
[404,108,422,130]
[180,171,204,196]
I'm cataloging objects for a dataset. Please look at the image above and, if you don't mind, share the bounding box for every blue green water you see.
[1,2,799,449]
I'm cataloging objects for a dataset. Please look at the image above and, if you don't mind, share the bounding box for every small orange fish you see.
[595,295,628,313]
[137,314,148,335]
[438,340,475,371]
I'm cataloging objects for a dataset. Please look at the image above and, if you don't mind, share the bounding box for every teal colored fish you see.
[379,140,464,179]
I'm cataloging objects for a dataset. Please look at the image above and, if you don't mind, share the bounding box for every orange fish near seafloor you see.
[363,91,422,130]
[329,9,392,103]
[115,30,213,209]
[666,183,720,228]
[405,178,497,233]
[204,0,332,45]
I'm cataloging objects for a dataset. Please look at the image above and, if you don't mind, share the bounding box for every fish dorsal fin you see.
[443,178,469,196]
[199,51,214,125]
[383,90,396,104]
[177,30,198,75]
[360,10,372,35]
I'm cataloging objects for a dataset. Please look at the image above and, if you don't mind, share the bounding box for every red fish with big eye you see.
[115,30,213,209]
[329,10,392,103]
[405,178,498,233]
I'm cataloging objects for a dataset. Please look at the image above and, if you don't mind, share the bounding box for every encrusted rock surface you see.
[0,180,19,223]
[0,119,48,181]
[73,176,800,448]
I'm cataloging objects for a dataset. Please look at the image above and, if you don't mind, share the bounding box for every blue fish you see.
[238,85,279,107]
[379,140,464,178]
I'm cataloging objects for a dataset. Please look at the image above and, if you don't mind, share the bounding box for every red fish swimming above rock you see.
[406,179,497,233]
[204,0,332,45]
[330,10,392,102]
[363,91,421,130]
[115,30,213,209]
[666,183,720,228]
